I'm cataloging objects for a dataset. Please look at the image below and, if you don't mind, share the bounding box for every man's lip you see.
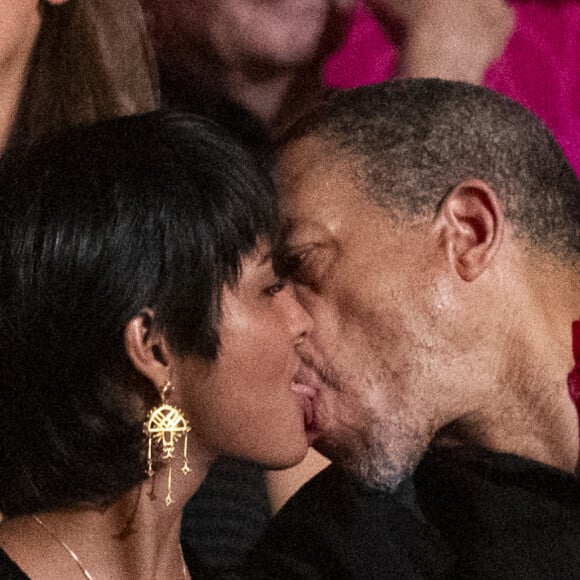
[290,380,317,398]
[292,359,325,391]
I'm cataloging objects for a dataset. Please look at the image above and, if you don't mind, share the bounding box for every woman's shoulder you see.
[0,546,29,579]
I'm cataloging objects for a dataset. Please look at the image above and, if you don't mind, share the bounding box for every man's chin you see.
[314,435,422,492]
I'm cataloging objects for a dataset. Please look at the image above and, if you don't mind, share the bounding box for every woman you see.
[1,0,158,151]
[0,110,313,578]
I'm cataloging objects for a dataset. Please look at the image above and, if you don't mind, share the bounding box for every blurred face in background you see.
[202,0,354,68]
[142,0,354,72]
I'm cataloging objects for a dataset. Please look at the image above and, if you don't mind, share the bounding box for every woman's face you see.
[174,242,314,469]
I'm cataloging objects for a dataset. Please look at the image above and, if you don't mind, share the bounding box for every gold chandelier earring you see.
[144,380,191,506]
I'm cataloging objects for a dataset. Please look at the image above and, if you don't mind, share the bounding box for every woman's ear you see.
[438,179,504,281]
[124,308,171,387]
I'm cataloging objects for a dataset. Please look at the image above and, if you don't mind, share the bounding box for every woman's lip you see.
[291,380,320,443]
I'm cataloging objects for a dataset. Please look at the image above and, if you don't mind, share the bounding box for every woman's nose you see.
[283,284,313,343]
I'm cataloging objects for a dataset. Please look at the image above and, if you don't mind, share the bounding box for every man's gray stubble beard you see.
[314,367,429,492]
[321,414,426,491]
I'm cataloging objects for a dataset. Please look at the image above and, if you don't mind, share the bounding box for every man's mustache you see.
[299,350,342,392]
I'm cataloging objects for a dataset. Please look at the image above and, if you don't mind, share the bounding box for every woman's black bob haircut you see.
[0,110,278,517]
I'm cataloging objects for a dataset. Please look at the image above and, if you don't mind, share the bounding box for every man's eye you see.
[280,252,322,286]
[279,253,303,276]
[277,251,310,278]
[265,279,287,297]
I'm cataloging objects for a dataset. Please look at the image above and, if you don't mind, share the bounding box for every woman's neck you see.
[0,460,210,579]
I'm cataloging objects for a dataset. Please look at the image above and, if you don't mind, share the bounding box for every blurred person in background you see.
[1,0,158,152]
[141,0,513,132]
[327,0,579,175]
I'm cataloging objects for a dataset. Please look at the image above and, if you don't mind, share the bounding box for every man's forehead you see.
[277,135,329,172]
[276,137,363,216]
[276,139,390,251]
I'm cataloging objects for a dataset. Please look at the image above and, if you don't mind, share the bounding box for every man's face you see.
[276,138,472,489]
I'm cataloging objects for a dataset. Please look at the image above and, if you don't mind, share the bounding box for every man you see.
[247,79,580,579]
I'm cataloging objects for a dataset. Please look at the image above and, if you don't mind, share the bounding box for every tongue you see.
[291,381,317,398]
[292,382,315,428]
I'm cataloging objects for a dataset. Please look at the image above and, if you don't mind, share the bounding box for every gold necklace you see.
[32,515,188,579]
[32,516,94,580]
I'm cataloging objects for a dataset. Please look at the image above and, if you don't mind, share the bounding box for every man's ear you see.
[438,179,504,281]
[124,308,171,387]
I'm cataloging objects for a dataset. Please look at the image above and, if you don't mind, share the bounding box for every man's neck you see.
[442,267,580,473]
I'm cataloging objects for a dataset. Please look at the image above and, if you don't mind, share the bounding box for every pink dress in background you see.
[324,1,580,176]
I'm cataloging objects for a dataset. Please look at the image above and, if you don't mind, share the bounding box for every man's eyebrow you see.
[277,219,297,246]
[272,221,297,269]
